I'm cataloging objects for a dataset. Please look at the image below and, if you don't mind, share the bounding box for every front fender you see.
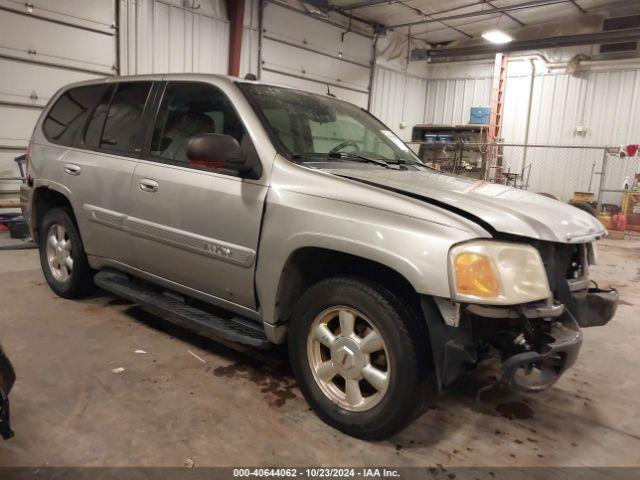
[255,187,489,328]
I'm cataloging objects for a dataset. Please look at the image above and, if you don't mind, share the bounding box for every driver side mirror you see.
[186,133,250,172]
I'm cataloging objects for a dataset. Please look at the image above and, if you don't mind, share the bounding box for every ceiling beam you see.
[340,0,399,8]
[300,0,384,28]
[425,27,640,58]
[397,2,473,38]
[485,0,526,27]
[389,0,572,29]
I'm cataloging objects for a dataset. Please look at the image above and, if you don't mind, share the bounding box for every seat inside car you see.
[162,112,215,162]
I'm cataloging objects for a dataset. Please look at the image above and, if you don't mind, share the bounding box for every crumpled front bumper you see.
[499,287,618,393]
[423,286,619,393]
[500,313,582,393]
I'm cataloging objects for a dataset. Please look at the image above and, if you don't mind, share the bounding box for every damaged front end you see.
[425,241,618,394]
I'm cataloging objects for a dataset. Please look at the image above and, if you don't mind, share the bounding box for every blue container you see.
[437,134,454,142]
[469,106,491,125]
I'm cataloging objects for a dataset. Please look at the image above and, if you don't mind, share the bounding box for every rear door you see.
[58,81,154,266]
[128,81,268,310]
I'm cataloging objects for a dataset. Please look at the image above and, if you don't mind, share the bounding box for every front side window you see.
[150,82,246,164]
[238,83,420,165]
[43,84,109,146]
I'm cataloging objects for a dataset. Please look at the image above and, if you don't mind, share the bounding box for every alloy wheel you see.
[307,306,390,412]
[46,223,73,282]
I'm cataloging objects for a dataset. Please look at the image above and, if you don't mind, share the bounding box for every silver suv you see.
[21,74,618,439]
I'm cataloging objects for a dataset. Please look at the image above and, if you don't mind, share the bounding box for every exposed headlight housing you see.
[449,240,551,305]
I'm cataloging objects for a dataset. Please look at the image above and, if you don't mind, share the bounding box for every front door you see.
[127,81,268,310]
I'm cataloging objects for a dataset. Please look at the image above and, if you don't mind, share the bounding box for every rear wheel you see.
[289,276,432,439]
[38,208,94,298]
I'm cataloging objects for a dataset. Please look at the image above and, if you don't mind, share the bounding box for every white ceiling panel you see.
[330,0,640,44]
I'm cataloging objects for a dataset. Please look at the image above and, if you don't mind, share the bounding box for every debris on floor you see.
[111,367,125,374]
[188,350,206,363]
[134,349,147,354]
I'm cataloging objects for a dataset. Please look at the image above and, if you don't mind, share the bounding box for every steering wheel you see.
[329,140,359,154]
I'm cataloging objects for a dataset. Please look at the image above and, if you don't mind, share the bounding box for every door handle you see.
[139,178,159,193]
[64,163,81,176]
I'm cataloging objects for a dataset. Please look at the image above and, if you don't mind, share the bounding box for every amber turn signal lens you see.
[454,252,500,298]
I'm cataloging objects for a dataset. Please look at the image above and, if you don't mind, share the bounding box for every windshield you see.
[238,83,421,165]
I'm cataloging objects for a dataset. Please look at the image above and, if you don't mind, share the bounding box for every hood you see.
[331,168,605,244]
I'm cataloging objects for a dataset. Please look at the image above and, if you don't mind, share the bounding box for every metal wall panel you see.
[0,1,116,195]
[261,70,369,109]
[420,62,640,147]
[240,0,259,78]
[423,77,493,126]
[416,60,640,202]
[370,66,491,141]
[119,0,229,75]
[0,0,115,32]
[0,9,116,73]
[370,67,428,141]
[259,2,373,107]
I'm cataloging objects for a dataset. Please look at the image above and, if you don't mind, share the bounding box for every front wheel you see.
[38,207,94,298]
[288,276,432,439]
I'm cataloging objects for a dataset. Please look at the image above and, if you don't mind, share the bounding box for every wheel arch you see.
[267,246,425,343]
[31,186,76,244]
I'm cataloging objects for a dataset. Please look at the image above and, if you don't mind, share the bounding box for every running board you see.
[94,270,270,349]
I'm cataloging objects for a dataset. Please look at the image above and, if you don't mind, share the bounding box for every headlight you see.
[449,240,551,305]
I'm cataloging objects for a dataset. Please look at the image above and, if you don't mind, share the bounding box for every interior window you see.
[99,82,152,153]
[150,82,245,164]
[43,84,109,146]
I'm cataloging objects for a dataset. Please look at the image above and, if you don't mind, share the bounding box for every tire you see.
[288,276,433,440]
[38,207,94,299]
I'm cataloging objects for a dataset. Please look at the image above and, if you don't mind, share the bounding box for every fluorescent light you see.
[482,30,514,44]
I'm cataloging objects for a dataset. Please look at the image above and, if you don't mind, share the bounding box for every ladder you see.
[488,52,507,182]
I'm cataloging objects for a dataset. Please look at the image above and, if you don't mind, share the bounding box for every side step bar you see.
[94,270,271,349]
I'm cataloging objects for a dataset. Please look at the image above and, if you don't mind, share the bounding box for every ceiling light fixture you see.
[481,29,514,44]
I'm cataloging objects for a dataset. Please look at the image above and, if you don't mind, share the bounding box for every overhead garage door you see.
[0,0,117,198]
[261,1,373,109]
[119,0,229,75]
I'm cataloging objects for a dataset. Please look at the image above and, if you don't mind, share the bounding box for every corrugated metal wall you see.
[370,65,492,141]
[502,67,640,146]
[385,58,640,201]
[119,0,229,75]
[411,60,640,147]
[422,77,493,127]
[370,67,427,141]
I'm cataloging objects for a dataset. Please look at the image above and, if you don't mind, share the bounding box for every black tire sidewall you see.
[289,276,428,439]
[38,207,92,298]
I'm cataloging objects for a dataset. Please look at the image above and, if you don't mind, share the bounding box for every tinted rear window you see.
[42,84,109,146]
[84,85,115,147]
[99,82,152,153]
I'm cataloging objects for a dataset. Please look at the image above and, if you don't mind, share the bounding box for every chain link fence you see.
[408,141,640,211]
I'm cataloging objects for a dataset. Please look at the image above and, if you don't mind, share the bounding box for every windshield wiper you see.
[292,151,391,168]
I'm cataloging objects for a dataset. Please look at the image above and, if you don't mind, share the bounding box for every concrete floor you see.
[0,235,638,467]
